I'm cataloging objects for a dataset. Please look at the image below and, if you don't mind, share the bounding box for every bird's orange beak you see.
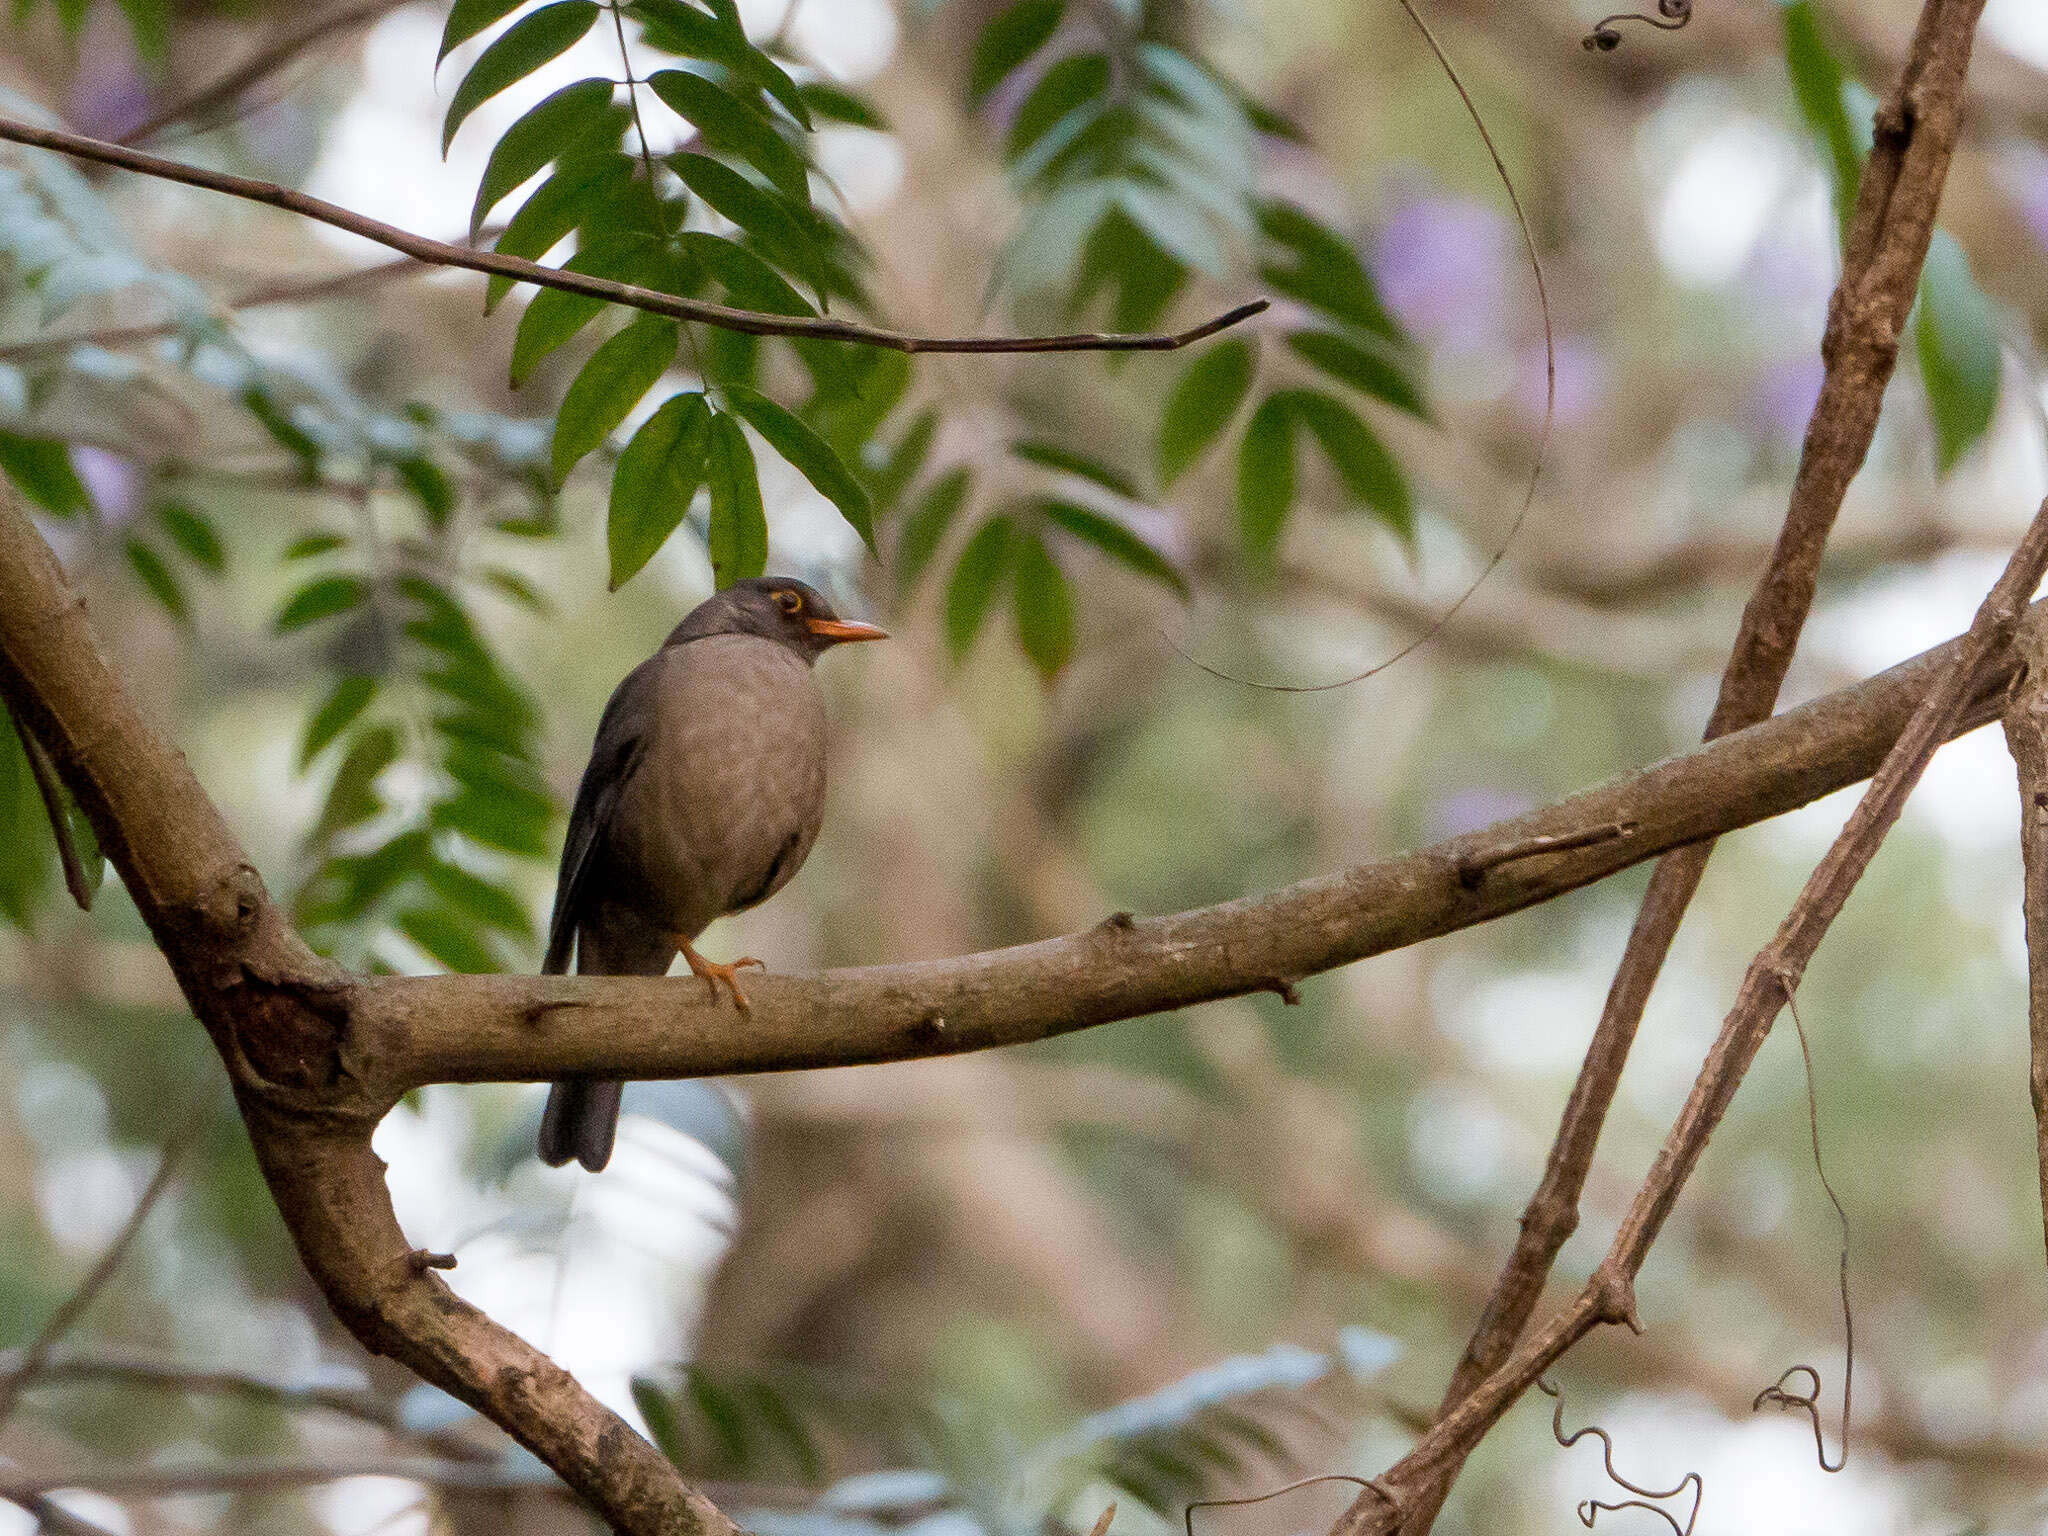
[805,617,889,643]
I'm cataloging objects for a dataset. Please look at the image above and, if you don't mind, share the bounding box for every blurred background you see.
[5,0,2048,1531]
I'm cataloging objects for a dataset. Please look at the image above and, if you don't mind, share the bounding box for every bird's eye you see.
[774,590,803,615]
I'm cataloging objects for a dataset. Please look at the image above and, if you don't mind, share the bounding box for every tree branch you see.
[2004,605,2048,1266]
[0,117,1265,355]
[117,0,412,147]
[1395,3,1991,1525]
[1335,489,2048,1536]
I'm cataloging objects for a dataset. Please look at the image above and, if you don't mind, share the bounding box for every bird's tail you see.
[538,1079,624,1171]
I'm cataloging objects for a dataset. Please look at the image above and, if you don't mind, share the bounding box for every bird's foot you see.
[680,943,766,1012]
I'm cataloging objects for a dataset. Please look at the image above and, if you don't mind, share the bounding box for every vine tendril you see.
[1539,1378,1702,1536]
[1583,0,1694,53]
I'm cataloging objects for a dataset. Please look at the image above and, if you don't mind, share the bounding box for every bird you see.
[537,576,885,1171]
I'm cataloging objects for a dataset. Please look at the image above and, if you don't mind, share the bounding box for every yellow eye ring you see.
[774,590,803,615]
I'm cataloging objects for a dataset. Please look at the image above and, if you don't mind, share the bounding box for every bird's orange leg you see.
[678,939,765,1012]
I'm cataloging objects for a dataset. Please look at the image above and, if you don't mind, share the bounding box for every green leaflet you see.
[971,0,1065,103]
[1285,330,1429,422]
[648,69,810,204]
[724,385,875,552]
[1039,499,1187,598]
[705,411,769,587]
[1274,388,1413,538]
[442,1,601,155]
[608,392,712,590]
[1158,338,1254,489]
[1236,395,1293,566]
[898,467,970,594]
[552,316,679,485]
[470,78,619,237]
[1010,529,1074,680]
[944,515,1015,661]
[1916,230,2000,475]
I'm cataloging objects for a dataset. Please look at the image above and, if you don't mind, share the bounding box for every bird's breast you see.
[611,634,828,937]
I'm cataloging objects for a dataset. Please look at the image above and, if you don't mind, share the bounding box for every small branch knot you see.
[407,1250,458,1273]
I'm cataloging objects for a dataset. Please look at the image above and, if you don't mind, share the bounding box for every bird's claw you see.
[682,947,766,1012]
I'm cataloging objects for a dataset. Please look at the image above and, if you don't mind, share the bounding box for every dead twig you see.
[2003,604,2048,1262]
[9,703,93,909]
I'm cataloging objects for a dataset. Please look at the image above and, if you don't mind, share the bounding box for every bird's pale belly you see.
[604,635,827,942]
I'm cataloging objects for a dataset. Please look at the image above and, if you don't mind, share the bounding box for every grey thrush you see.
[538,576,885,1171]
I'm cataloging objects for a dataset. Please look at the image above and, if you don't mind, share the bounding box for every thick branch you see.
[2004,605,2048,1265]
[351,603,2025,1095]
[1401,4,1989,1525]
[1336,493,2048,1536]
[0,486,739,1536]
[0,117,1264,355]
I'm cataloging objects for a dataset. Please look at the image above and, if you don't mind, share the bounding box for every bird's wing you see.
[543,654,664,975]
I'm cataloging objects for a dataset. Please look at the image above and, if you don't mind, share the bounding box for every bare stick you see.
[1392,3,1991,1526]
[0,1131,192,1429]
[118,0,412,146]
[0,117,1265,356]
[10,703,93,909]
[2003,604,2048,1263]
[1332,488,2048,1536]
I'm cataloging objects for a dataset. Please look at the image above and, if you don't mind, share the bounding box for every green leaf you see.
[971,0,1064,102]
[300,675,380,769]
[898,466,969,593]
[443,1,601,154]
[242,386,321,476]
[633,1379,690,1466]
[433,788,551,858]
[1010,531,1073,680]
[1781,0,1861,245]
[397,905,502,974]
[1286,330,1429,421]
[625,0,813,129]
[553,316,679,485]
[1257,201,1398,342]
[1916,230,2001,476]
[1158,338,1253,489]
[609,391,712,589]
[724,385,875,552]
[1012,440,1141,500]
[396,457,457,528]
[944,515,1014,661]
[0,714,46,931]
[509,242,651,387]
[648,69,810,204]
[422,861,534,939]
[285,532,348,561]
[1006,52,1110,163]
[669,153,826,295]
[124,537,187,623]
[1115,179,1227,278]
[677,231,813,316]
[0,432,91,518]
[1275,388,1412,539]
[487,152,634,311]
[1040,499,1188,598]
[483,567,552,612]
[470,77,618,236]
[870,407,937,510]
[313,725,401,843]
[705,411,769,587]
[156,500,226,573]
[276,575,367,633]
[799,81,887,129]
[1236,395,1294,565]
[440,0,527,63]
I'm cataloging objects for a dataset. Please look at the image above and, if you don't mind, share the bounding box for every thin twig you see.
[9,703,93,909]
[1748,980,1852,1473]
[0,117,1265,355]
[117,0,413,146]
[1388,3,1990,1528]
[1333,487,2048,1536]
[0,1456,562,1498]
[1454,823,1636,889]
[0,1129,196,1429]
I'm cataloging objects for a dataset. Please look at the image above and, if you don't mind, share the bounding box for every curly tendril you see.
[1539,1379,1702,1536]
[1583,0,1694,53]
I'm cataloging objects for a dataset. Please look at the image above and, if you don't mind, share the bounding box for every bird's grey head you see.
[664,577,888,662]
